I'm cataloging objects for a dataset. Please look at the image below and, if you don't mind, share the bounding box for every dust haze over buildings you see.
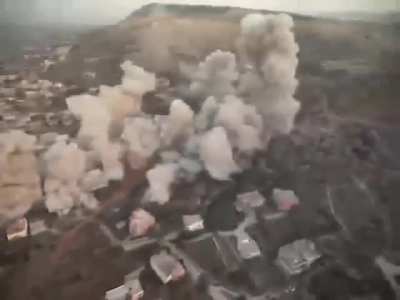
[0,0,399,25]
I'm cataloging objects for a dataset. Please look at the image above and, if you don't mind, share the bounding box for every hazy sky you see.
[1,0,399,24]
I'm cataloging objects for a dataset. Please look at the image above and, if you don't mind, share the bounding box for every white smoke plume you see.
[122,116,161,169]
[237,13,300,137]
[93,139,124,181]
[43,140,88,215]
[0,130,37,158]
[42,140,113,214]
[146,163,179,205]
[0,131,41,223]
[189,50,238,99]
[194,96,219,132]
[120,61,156,96]
[215,95,263,153]
[67,60,156,135]
[80,169,109,192]
[66,94,110,144]
[161,99,194,147]
[98,62,156,123]
[44,140,86,182]
[98,85,139,123]
[199,127,240,180]
[66,61,156,182]
[134,13,300,201]
[0,13,302,218]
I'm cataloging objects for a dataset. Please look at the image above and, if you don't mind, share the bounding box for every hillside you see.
[46,3,400,124]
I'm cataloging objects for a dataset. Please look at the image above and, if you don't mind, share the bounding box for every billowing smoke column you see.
[145,13,300,204]
[199,127,240,180]
[43,140,87,215]
[66,61,156,182]
[42,62,157,214]
[146,163,179,205]
[237,13,300,137]
[122,117,161,169]
[0,131,42,223]
[160,99,194,147]
[189,50,239,100]
[214,95,263,153]
[0,13,300,219]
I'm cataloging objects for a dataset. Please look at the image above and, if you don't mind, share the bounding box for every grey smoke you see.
[189,50,239,99]
[199,126,241,180]
[237,13,300,137]
[0,12,302,217]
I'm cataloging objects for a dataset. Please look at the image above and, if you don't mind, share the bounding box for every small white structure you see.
[236,232,261,260]
[276,239,321,276]
[235,190,266,212]
[182,214,204,232]
[105,285,129,300]
[150,251,186,284]
[126,279,144,300]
